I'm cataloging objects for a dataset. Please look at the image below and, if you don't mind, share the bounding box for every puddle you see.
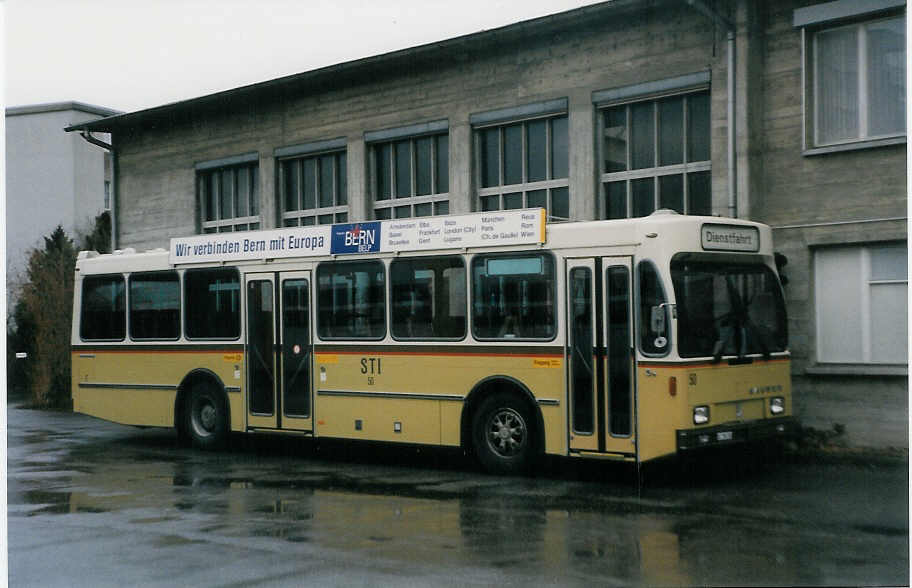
[28,503,109,516]
[18,489,113,516]
[130,516,180,525]
[852,524,909,537]
[153,535,207,547]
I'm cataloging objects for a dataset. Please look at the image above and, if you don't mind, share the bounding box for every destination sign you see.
[170,208,546,265]
[383,209,545,251]
[701,223,760,252]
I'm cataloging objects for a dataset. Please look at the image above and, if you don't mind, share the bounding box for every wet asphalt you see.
[6,405,909,587]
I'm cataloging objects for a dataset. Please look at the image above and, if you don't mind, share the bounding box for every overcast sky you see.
[5,0,602,114]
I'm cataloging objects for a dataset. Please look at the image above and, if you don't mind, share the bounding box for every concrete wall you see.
[6,108,111,294]
[753,1,907,448]
[114,2,727,251]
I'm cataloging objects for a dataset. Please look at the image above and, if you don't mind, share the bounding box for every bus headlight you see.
[770,397,785,415]
[693,405,710,425]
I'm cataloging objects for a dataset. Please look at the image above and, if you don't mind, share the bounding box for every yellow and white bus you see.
[71,208,794,473]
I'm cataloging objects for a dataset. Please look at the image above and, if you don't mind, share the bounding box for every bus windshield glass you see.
[671,258,787,359]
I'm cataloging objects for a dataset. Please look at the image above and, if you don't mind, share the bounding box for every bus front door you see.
[566,257,635,458]
[245,271,313,432]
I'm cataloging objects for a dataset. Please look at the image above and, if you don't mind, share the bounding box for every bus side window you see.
[184,268,240,339]
[391,256,466,340]
[129,271,180,340]
[317,261,386,340]
[637,261,669,355]
[80,274,126,341]
[471,253,555,340]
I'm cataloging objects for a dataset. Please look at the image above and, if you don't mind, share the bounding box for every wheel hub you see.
[199,404,216,431]
[487,408,526,457]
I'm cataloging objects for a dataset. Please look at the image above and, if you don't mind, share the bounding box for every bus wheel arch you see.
[462,376,544,474]
[175,370,231,450]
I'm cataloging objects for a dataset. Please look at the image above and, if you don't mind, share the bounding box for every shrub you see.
[7,212,111,408]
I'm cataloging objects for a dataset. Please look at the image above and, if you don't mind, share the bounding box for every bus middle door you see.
[245,271,314,433]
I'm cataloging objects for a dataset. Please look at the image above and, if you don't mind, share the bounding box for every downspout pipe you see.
[77,130,117,251]
[685,0,737,218]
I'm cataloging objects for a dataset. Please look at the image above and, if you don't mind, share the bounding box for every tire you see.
[471,392,537,475]
[185,382,228,450]
[175,415,192,447]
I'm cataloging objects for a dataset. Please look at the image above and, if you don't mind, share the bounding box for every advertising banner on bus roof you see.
[169,208,546,265]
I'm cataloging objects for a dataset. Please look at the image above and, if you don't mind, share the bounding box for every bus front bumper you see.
[676,417,797,452]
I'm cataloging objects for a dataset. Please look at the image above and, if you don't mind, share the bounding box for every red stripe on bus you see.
[637,358,790,369]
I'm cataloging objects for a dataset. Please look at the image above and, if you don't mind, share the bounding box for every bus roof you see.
[75,209,772,275]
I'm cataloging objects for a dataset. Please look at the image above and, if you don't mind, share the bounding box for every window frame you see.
[316,260,387,341]
[474,113,570,223]
[370,131,450,220]
[389,255,468,342]
[128,270,182,342]
[197,160,260,233]
[80,273,127,342]
[278,148,349,227]
[470,251,558,342]
[814,242,908,366]
[183,267,242,341]
[597,89,712,219]
[635,260,671,358]
[670,258,788,360]
[801,10,906,154]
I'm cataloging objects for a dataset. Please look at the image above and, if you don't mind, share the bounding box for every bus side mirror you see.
[650,306,666,334]
[774,252,789,286]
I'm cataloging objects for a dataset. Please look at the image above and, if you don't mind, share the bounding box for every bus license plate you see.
[716,431,733,441]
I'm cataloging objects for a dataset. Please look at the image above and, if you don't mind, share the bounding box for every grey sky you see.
[5,0,601,113]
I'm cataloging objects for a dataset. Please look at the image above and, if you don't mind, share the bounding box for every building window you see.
[197,163,260,233]
[476,115,569,222]
[599,91,711,219]
[810,15,905,147]
[815,242,908,364]
[103,180,111,211]
[280,151,347,226]
[372,133,449,219]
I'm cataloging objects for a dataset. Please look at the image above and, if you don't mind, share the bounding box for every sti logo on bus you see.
[331,222,381,254]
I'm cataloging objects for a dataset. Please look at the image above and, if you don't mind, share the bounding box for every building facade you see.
[6,101,120,296]
[67,0,907,449]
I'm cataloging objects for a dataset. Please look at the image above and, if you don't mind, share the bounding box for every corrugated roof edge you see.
[64,0,645,134]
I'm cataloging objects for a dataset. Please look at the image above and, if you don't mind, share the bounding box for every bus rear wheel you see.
[186,383,228,450]
[472,392,536,475]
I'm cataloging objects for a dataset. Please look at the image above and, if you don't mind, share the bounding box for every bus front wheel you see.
[186,383,228,450]
[472,392,535,474]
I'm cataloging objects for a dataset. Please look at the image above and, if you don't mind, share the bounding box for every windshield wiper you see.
[711,276,749,363]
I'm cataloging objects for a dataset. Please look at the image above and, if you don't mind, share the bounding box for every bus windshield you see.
[671,258,787,359]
